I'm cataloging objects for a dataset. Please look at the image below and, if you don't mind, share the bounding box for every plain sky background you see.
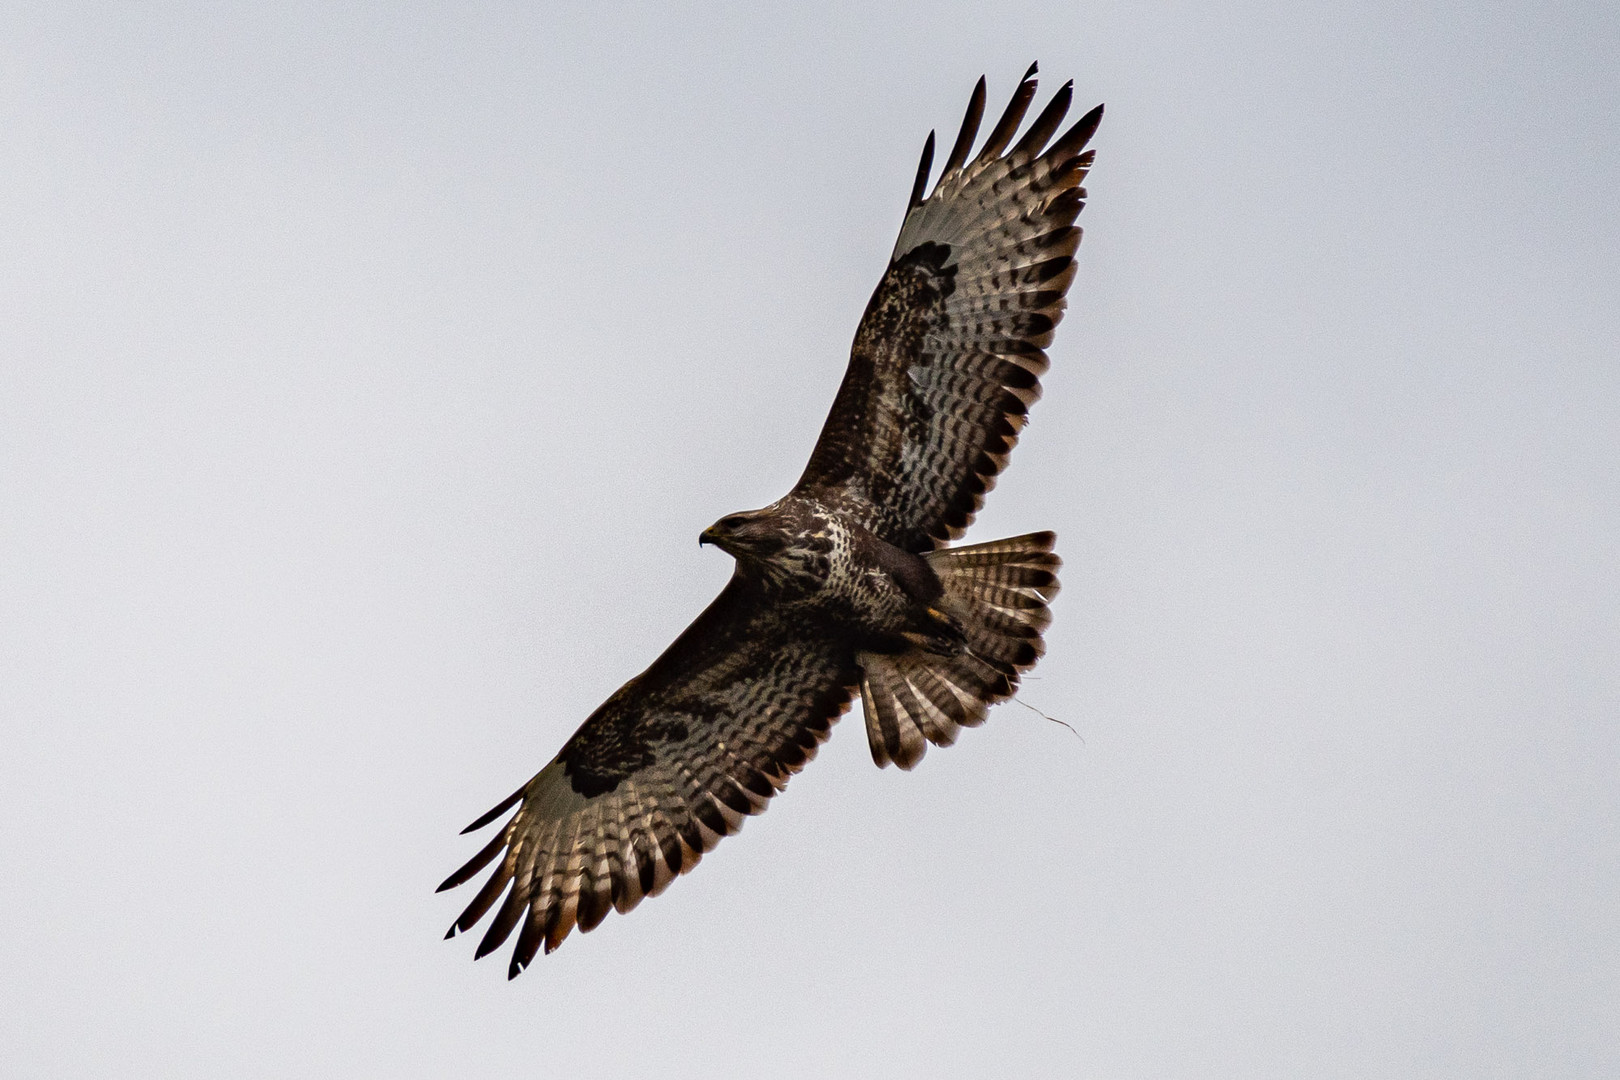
[4,3,1617,1077]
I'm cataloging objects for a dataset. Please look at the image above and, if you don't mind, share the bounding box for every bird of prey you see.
[441,64,1101,977]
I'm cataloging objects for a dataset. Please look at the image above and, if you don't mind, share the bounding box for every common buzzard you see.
[441,64,1102,976]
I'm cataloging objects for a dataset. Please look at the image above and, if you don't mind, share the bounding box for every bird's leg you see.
[901,603,967,657]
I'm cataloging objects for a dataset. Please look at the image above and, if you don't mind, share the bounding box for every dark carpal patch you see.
[565,714,703,797]
[559,715,656,798]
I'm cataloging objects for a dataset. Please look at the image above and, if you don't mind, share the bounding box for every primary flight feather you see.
[440,65,1102,977]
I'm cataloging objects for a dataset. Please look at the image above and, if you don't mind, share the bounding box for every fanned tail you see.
[857,531,1061,769]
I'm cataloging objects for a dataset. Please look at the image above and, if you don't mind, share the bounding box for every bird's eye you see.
[719,515,748,531]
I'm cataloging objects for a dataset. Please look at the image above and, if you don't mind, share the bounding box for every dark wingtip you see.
[909,130,936,209]
[461,784,525,834]
[940,76,988,180]
[438,828,511,893]
[444,925,458,940]
[1023,60,1039,81]
[1075,102,1104,142]
[1048,102,1105,163]
[1012,80,1074,160]
[976,65,1042,165]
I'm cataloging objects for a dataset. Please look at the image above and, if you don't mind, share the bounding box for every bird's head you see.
[699,507,789,561]
[700,500,831,590]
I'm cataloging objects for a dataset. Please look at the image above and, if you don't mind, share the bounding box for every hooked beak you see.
[699,525,723,548]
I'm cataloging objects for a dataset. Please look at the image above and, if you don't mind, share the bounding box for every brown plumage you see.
[440,65,1100,977]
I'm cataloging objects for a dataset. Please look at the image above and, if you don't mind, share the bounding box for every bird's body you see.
[441,65,1101,976]
[702,495,954,652]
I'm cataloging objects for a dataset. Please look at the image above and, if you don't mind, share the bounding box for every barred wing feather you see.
[796,65,1101,552]
[439,580,856,978]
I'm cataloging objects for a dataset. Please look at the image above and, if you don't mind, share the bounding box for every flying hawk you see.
[441,64,1102,977]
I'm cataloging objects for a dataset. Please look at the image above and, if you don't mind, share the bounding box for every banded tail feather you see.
[857,531,1061,769]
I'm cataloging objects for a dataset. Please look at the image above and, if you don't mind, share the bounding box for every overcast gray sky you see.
[4,2,1617,1077]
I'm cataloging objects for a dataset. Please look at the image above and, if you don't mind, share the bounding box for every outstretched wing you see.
[794,65,1102,552]
[439,578,857,977]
